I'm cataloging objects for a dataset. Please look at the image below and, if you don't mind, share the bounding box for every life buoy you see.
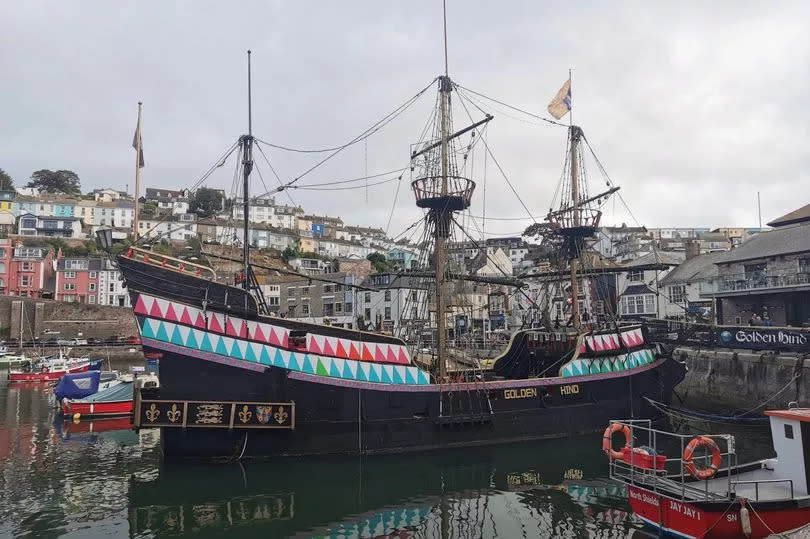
[683,436,722,480]
[602,423,631,459]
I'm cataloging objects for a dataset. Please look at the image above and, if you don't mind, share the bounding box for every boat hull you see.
[8,361,96,383]
[146,344,685,459]
[63,399,133,418]
[628,485,810,539]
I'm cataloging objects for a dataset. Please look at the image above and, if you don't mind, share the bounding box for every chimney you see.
[685,240,700,260]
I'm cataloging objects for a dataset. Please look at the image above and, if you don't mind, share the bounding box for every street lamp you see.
[95,228,114,251]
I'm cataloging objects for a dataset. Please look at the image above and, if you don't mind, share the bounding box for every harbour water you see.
[0,370,775,538]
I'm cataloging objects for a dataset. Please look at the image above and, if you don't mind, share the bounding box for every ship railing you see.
[123,246,216,280]
[607,419,738,503]
[731,479,793,501]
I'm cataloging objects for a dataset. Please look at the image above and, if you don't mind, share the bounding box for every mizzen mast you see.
[240,50,254,288]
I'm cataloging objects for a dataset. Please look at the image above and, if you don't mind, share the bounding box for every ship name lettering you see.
[504,388,537,399]
[560,384,580,395]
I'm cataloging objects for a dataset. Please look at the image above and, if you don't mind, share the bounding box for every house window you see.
[89,283,96,291]
[384,307,392,320]
[89,271,97,278]
[411,307,418,319]
[621,294,655,316]
[64,271,76,279]
[645,295,656,313]
[744,263,766,280]
[384,290,391,301]
[300,286,310,296]
[0,262,5,273]
[668,285,686,304]
[335,302,343,313]
[411,291,419,301]
[301,303,310,315]
[364,308,371,320]
[785,424,794,439]
[88,295,96,304]
[344,302,352,313]
[627,270,644,283]
[323,284,334,293]
[21,218,36,229]
[109,283,115,292]
[268,297,279,306]
[20,275,31,287]
[799,258,810,274]
[0,249,5,258]
[287,287,296,296]
[20,262,33,272]
[64,283,76,290]
[365,292,371,303]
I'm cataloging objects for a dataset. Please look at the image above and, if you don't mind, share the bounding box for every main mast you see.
[240,50,254,287]
[569,126,581,330]
[435,74,451,380]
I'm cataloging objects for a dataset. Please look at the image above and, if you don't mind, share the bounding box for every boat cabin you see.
[763,408,810,496]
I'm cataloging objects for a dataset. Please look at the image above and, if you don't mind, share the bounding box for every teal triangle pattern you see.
[356,364,368,382]
[392,367,404,384]
[171,325,184,346]
[186,329,199,350]
[405,367,417,385]
[215,336,229,356]
[417,370,430,385]
[342,361,355,379]
[155,322,169,342]
[200,332,214,352]
[260,345,272,365]
[274,349,287,368]
[380,366,392,384]
[230,339,243,359]
[368,365,380,383]
[288,352,300,371]
[302,355,314,374]
[141,319,155,339]
[329,360,342,378]
[245,342,257,362]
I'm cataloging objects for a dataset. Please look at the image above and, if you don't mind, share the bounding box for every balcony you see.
[700,268,810,297]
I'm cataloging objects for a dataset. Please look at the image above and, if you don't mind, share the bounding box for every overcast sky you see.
[2,1,808,240]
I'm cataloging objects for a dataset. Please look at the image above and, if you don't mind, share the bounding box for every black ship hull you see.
[119,253,686,459]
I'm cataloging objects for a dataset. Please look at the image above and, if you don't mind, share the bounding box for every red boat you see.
[8,356,101,383]
[63,373,159,419]
[604,411,810,538]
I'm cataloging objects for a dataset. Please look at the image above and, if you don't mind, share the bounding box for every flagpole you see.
[133,101,142,241]
[568,68,573,127]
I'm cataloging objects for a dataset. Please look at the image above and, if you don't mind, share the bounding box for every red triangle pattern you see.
[335,339,348,359]
[194,312,207,329]
[253,323,266,343]
[164,302,178,322]
[349,342,361,360]
[374,345,386,362]
[322,337,335,356]
[362,343,374,361]
[387,345,398,363]
[398,347,409,364]
[281,331,289,348]
[149,298,163,318]
[209,313,223,333]
[180,306,193,326]
[308,335,322,354]
[239,320,248,339]
[225,318,239,337]
[134,295,148,315]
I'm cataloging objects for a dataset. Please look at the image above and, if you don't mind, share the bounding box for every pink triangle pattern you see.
[307,334,322,354]
[252,322,266,343]
[180,306,193,326]
[398,347,410,364]
[387,345,398,363]
[267,327,280,346]
[322,337,335,357]
[374,345,387,362]
[164,302,178,322]
[194,312,207,329]
[224,317,239,337]
[134,294,149,315]
[208,313,224,334]
[149,298,163,318]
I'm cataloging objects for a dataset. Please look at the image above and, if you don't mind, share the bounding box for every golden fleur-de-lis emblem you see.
[145,403,160,422]
[238,405,252,423]
[167,404,181,423]
[274,406,288,425]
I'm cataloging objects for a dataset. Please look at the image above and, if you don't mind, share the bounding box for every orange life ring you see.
[602,423,631,459]
[683,436,722,480]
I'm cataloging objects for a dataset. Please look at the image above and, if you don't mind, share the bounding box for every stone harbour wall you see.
[0,296,137,341]
[675,346,809,413]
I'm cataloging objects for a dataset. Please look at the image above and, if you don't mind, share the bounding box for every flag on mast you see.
[132,113,145,168]
[547,78,572,120]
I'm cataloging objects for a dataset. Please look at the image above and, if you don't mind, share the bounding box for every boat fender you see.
[683,436,722,480]
[73,413,81,423]
[739,499,752,537]
[602,423,631,459]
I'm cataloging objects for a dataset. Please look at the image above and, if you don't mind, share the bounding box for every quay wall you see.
[675,346,809,413]
[0,296,137,341]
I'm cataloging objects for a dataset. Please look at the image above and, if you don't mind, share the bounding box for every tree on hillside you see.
[26,169,81,195]
[367,252,393,273]
[0,169,14,189]
[190,188,224,218]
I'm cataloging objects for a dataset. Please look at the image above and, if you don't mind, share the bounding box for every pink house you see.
[0,239,56,298]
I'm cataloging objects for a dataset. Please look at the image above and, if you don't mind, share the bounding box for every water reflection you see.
[0,372,775,538]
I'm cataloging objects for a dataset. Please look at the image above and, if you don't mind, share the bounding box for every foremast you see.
[240,50,254,288]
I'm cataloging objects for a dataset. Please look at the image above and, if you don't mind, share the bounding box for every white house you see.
[616,251,684,319]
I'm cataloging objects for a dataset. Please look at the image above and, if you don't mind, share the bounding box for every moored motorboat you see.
[605,409,810,538]
[63,370,159,419]
[52,370,121,404]
[8,352,101,383]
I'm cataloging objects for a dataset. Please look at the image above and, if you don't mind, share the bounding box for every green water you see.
[0,373,774,538]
